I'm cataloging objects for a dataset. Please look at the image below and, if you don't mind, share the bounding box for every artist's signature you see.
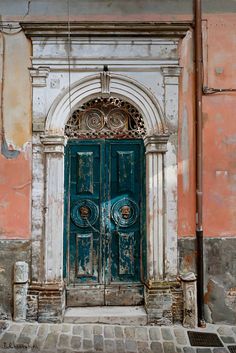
[2,342,39,350]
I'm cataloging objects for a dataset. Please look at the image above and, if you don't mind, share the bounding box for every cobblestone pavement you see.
[0,320,236,353]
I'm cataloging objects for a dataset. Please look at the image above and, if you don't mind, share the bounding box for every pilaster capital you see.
[161,66,182,77]
[40,135,67,154]
[144,134,169,153]
[29,66,50,87]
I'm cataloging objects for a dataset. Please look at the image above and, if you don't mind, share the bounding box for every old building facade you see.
[0,0,236,325]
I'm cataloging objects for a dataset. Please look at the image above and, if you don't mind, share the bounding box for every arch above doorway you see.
[45,73,168,136]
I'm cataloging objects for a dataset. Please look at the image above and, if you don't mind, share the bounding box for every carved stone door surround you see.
[22,22,187,323]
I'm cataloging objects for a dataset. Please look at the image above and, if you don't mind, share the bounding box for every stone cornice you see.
[20,21,191,38]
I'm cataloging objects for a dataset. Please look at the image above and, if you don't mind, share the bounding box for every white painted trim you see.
[45,73,167,136]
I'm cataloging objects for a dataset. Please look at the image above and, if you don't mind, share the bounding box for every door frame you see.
[36,72,178,285]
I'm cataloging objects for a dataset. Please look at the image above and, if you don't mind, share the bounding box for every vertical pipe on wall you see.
[195,0,205,327]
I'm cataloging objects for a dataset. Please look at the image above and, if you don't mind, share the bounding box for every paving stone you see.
[220,336,235,343]
[71,335,82,350]
[150,341,163,353]
[104,339,115,352]
[196,349,212,353]
[0,332,17,349]
[72,325,83,336]
[114,326,123,339]
[125,339,137,352]
[163,341,177,353]
[217,326,234,336]
[115,339,125,353]
[135,327,148,341]
[93,325,103,335]
[32,336,46,350]
[83,325,93,339]
[213,348,229,353]
[149,327,161,340]
[183,347,195,353]
[58,333,71,348]
[50,324,62,333]
[177,347,183,353]
[43,332,59,349]
[38,324,50,337]
[174,328,188,345]
[125,327,135,339]
[161,328,174,341]
[83,339,93,350]
[16,333,31,345]
[21,323,38,336]
[104,325,115,338]
[137,340,151,353]
[7,323,23,334]
[94,334,104,351]
[62,324,72,333]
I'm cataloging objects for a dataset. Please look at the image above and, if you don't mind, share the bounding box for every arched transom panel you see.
[65,96,146,139]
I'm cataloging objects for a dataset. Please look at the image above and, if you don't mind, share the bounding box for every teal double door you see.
[64,139,145,306]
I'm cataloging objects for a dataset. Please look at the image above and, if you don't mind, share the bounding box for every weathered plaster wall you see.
[0,240,31,319]
[178,13,236,238]
[179,238,236,324]
[178,29,196,237]
[202,14,236,237]
[0,32,31,239]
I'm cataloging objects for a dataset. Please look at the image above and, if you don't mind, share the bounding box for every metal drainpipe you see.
[195,0,206,327]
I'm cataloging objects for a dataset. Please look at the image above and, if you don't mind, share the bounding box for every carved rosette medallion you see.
[111,198,139,227]
[71,200,99,228]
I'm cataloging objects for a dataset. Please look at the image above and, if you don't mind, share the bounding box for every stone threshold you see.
[64,306,147,325]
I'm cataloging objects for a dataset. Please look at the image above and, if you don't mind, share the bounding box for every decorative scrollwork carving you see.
[65,96,146,139]
[84,109,105,131]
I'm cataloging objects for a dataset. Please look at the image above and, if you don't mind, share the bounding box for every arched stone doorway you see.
[30,72,180,323]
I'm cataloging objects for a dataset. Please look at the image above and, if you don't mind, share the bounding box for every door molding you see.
[37,70,180,282]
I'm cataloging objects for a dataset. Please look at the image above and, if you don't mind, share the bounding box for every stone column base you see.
[27,282,65,323]
[144,281,183,325]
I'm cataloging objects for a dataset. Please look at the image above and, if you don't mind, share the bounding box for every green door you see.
[64,139,145,306]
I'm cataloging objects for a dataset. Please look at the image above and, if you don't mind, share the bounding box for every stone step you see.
[64,306,147,325]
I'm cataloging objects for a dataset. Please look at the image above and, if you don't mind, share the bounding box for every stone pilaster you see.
[144,134,182,324]
[144,134,169,284]
[31,135,67,323]
[40,135,67,283]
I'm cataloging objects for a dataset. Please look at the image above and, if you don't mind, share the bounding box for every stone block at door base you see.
[27,284,65,323]
[144,282,183,325]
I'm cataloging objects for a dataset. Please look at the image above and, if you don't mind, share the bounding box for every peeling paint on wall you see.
[2,31,31,150]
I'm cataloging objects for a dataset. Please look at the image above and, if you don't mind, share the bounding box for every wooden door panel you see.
[68,143,102,285]
[107,141,143,284]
